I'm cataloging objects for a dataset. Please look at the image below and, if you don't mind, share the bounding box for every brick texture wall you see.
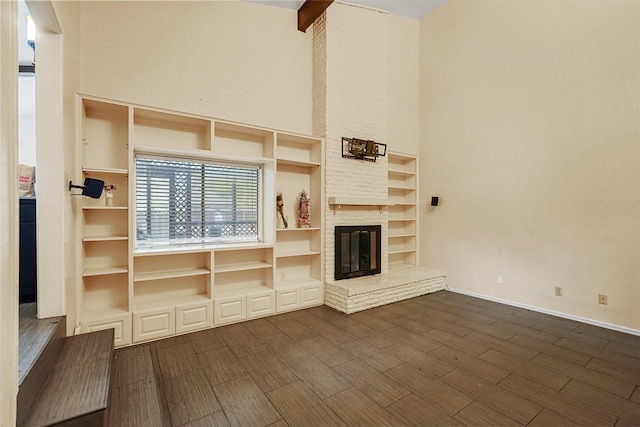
[313,2,389,283]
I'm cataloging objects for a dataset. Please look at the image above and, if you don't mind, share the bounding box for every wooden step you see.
[17,313,66,426]
[22,329,115,427]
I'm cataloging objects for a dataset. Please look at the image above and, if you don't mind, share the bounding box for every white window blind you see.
[135,155,260,247]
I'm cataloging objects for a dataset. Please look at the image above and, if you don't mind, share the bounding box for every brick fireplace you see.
[313,2,446,313]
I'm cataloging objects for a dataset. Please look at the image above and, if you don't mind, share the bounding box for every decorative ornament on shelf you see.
[104,184,117,207]
[276,192,288,229]
[297,190,311,228]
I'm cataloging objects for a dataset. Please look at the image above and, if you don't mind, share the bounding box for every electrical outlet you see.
[555,286,563,297]
[496,275,503,285]
[280,273,285,280]
[598,294,608,305]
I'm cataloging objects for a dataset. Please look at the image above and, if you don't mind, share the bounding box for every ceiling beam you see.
[298,0,333,33]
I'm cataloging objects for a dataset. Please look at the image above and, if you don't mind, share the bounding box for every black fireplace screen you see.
[335,225,381,280]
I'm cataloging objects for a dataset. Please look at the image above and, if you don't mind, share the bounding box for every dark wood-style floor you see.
[107,291,640,427]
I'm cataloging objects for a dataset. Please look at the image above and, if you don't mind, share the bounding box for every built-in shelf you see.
[389,249,417,255]
[82,206,128,211]
[388,169,416,177]
[388,151,418,270]
[277,158,321,168]
[276,250,321,258]
[77,95,324,347]
[215,262,272,274]
[83,236,128,242]
[83,167,128,175]
[133,241,272,256]
[83,266,128,277]
[134,267,210,282]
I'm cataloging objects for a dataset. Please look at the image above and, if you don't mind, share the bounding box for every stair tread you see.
[26,329,114,426]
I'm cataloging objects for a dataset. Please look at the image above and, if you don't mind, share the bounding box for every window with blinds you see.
[135,155,261,247]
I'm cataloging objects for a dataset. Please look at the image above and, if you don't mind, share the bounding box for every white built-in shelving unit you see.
[77,95,324,347]
[387,151,418,269]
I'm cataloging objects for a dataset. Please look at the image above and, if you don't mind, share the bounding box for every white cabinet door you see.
[214,296,246,325]
[301,283,322,307]
[133,307,175,343]
[176,301,213,334]
[82,313,132,347]
[247,290,275,319]
[276,287,299,313]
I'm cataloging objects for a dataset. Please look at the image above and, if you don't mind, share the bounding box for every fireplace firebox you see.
[335,225,381,280]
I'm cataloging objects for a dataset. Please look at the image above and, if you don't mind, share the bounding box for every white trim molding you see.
[0,1,19,424]
[448,288,640,337]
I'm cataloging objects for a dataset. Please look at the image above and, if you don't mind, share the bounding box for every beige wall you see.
[388,15,419,156]
[77,1,313,135]
[419,0,640,329]
[56,0,82,332]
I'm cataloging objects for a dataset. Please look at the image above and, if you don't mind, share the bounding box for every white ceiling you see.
[245,0,446,20]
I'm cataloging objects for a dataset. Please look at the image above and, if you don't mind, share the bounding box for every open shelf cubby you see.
[83,274,129,316]
[82,99,129,171]
[83,240,128,275]
[276,228,321,257]
[388,205,417,221]
[132,252,211,310]
[213,121,274,160]
[133,108,212,151]
[276,164,321,229]
[213,247,273,273]
[276,133,322,166]
[83,208,128,240]
[275,254,321,288]
[133,251,211,282]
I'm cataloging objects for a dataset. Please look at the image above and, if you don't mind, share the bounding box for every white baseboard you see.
[447,287,640,337]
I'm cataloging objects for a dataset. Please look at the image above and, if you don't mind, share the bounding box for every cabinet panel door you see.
[214,296,246,325]
[176,301,213,334]
[82,313,132,347]
[133,308,175,343]
[276,288,299,313]
[247,291,275,319]
[301,284,323,307]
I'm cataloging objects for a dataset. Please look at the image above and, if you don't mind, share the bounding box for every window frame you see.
[134,152,264,250]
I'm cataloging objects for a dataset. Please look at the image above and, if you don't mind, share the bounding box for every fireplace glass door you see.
[335,225,381,280]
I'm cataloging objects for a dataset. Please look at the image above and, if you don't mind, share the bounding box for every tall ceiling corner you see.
[298,0,333,32]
